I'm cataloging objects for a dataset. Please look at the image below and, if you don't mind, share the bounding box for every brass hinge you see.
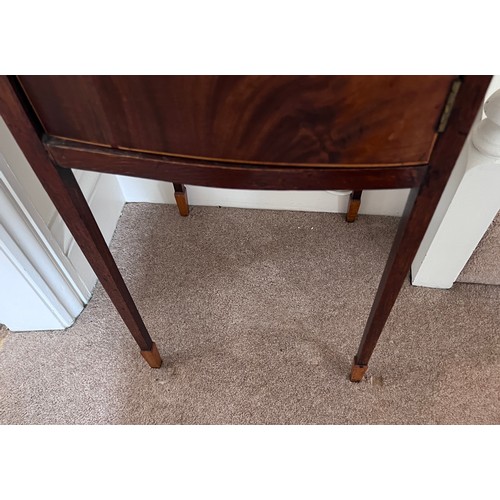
[437,79,462,133]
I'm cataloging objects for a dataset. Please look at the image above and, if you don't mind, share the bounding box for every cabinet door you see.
[19,75,455,166]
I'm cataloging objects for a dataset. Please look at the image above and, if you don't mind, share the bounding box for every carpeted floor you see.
[458,211,500,285]
[1,204,499,424]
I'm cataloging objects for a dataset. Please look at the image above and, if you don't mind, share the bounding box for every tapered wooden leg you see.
[350,187,425,381]
[349,76,492,382]
[350,186,465,381]
[173,183,189,216]
[55,169,162,368]
[346,190,362,222]
[0,76,162,368]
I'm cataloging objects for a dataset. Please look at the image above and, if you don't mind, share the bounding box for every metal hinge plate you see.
[437,79,462,133]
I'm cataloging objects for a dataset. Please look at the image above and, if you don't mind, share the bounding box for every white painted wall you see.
[0,117,55,226]
[117,175,411,216]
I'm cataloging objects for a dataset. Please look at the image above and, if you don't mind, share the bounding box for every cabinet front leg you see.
[0,76,161,368]
[57,168,162,367]
[350,188,424,381]
[349,76,492,381]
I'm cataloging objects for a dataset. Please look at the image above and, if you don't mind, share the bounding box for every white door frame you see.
[0,114,125,331]
[0,153,88,330]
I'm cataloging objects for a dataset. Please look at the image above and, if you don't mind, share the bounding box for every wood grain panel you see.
[19,76,456,166]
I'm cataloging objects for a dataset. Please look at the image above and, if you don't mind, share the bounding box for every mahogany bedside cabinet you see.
[0,76,490,382]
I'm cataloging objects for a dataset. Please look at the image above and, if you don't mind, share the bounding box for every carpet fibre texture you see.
[458,211,500,286]
[1,204,499,424]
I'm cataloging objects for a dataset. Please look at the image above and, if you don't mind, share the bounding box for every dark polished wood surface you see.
[45,136,428,190]
[19,76,456,166]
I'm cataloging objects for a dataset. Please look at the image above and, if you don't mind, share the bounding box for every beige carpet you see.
[458,211,500,285]
[1,204,499,424]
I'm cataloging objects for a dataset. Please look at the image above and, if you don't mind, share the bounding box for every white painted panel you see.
[0,117,56,226]
[356,189,410,217]
[0,227,73,331]
[65,171,125,291]
[0,155,90,302]
[411,131,474,280]
[48,170,103,253]
[412,76,500,288]
[412,162,500,288]
[0,249,67,331]
[0,180,84,319]
[0,155,88,331]
[117,176,175,204]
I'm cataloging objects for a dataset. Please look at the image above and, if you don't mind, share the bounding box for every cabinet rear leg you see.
[346,190,362,222]
[173,183,189,216]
